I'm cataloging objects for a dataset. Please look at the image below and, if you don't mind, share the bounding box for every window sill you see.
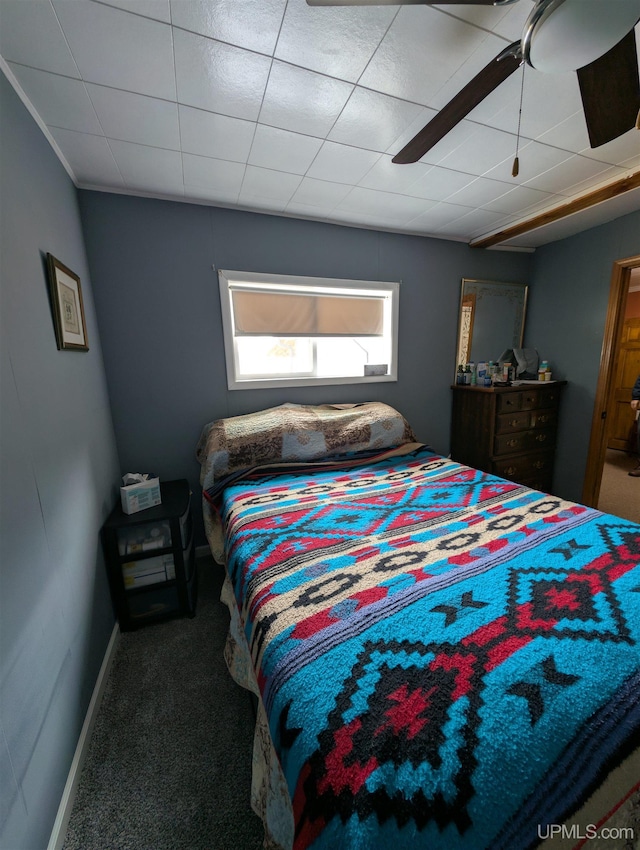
[228,373,397,391]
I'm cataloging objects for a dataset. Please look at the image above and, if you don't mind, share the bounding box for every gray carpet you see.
[62,555,264,850]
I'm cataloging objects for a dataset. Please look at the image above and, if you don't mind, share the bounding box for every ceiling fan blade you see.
[392,42,522,164]
[577,30,640,148]
[306,0,499,5]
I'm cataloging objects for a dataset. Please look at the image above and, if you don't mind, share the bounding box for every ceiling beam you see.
[470,169,640,249]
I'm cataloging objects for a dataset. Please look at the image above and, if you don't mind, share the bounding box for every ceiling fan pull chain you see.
[512,60,526,178]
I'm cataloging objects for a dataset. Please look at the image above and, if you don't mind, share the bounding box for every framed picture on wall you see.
[46,253,89,351]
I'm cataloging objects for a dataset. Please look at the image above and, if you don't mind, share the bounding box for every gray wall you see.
[526,210,640,502]
[0,75,121,849]
[78,190,533,542]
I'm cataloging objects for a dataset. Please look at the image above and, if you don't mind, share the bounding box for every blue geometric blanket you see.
[218,446,640,850]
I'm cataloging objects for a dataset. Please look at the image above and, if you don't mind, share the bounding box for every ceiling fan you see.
[306,0,640,164]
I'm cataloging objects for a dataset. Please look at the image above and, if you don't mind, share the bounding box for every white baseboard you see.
[47,621,120,850]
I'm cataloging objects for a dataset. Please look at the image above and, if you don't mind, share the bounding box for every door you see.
[606,317,640,451]
[582,255,640,508]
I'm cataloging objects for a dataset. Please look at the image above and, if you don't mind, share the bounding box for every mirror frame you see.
[455,278,528,378]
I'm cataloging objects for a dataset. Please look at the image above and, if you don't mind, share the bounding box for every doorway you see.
[583,255,640,520]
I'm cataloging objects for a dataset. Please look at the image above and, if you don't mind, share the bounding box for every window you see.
[218,270,399,390]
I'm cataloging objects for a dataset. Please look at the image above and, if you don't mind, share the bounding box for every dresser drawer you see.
[496,410,531,434]
[531,409,557,429]
[494,427,556,456]
[496,408,556,433]
[497,392,523,413]
[497,387,562,413]
[492,450,555,482]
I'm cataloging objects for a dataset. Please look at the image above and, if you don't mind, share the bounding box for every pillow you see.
[197,401,417,488]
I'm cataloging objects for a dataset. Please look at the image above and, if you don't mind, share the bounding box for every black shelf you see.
[102,479,197,630]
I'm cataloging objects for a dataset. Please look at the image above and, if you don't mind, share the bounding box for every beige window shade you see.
[231,289,384,336]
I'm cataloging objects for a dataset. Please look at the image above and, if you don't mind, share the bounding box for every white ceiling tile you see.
[100,0,171,23]
[360,6,494,106]
[182,154,245,197]
[405,199,475,230]
[578,128,640,165]
[238,196,287,214]
[240,165,302,203]
[469,66,583,142]
[86,84,180,149]
[358,155,431,194]
[428,32,512,112]
[328,208,410,232]
[559,165,628,198]
[483,139,574,185]
[0,0,79,77]
[174,29,271,120]
[444,176,518,209]
[178,105,255,162]
[239,198,287,214]
[438,124,518,176]
[284,202,330,221]
[290,177,352,208]
[170,0,286,55]
[183,185,239,207]
[52,1,176,100]
[621,153,640,172]
[401,166,475,201]
[259,62,353,138]
[431,1,532,42]
[248,125,323,175]
[8,65,101,135]
[405,119,481,168]
[328,88,424,153]
[108,139,183,193]
[480,184,554,215]
[403,165,475,201]
[336,187,433,223]
[534,111,590,154]
[384,105,439,156]
[48,127,124,186]
[522,154,621,195]
[306,142,380,185]
[433,207,507,238]
[275,1,397,83]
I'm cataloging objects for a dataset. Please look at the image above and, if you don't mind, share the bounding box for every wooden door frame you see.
[582,253,640,506]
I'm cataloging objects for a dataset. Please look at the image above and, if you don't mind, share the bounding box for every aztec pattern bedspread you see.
[212,445,640,850]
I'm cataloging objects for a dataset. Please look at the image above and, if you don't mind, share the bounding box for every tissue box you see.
[120,477,161,514]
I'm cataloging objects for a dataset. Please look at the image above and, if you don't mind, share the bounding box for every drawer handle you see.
[538,415,549,424]
[505,399,516,406]
[507,438,519,447]
[505,466,516,476]
[535,434,547,442]
[533,460,545,469]
[510,419,520,427]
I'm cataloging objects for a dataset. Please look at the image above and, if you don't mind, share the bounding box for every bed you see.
[197,402,640,850]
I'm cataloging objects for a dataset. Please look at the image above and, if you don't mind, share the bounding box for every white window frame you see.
[218,270,400,391]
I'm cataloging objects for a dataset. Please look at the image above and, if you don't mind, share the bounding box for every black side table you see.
[102,479,197,630]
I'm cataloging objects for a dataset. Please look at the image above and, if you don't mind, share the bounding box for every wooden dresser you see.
[450,382,566,492]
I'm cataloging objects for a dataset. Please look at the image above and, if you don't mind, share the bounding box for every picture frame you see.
[46,253,89,351]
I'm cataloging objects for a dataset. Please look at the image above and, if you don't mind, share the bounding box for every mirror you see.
[455,278,528,374]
